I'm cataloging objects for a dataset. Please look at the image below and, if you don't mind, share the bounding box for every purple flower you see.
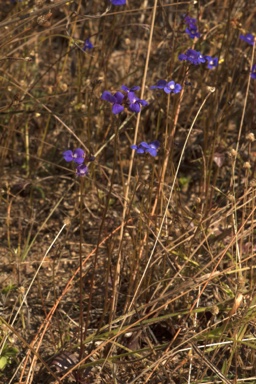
[127,92,148,113]
[163,81,182,94]
[131,142,148,154]
[251,64,256,79]
[178,53,188,61]
[83,38,93,52]
[63,148,85,164]
[76,164,88,176]
[101,91,124,114]
[131,140,160,157]
[185,26,200,39]
[150,80,168,90]
[121,85,140,93]
[110,0,126,5]
[204,55,218,69]
[178,49,205,65]
[240,33,255,46]
[150,80,182,94]
[183,15,200,39]
[183,15,197,26]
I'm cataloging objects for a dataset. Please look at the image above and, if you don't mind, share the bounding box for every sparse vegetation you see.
[1,1,256,383]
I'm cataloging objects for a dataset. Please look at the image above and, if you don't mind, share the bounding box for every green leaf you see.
[0,356,8,370]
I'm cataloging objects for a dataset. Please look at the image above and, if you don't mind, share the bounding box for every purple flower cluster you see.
[150,80,182,94]
[240,33,255,46]
[131,141,160,157]
[179,49,218,69]
[63,148,94,177]
[183,15,200,39]
[62,15,256,173]
[179,49,205,65]
[101,85,148,115]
